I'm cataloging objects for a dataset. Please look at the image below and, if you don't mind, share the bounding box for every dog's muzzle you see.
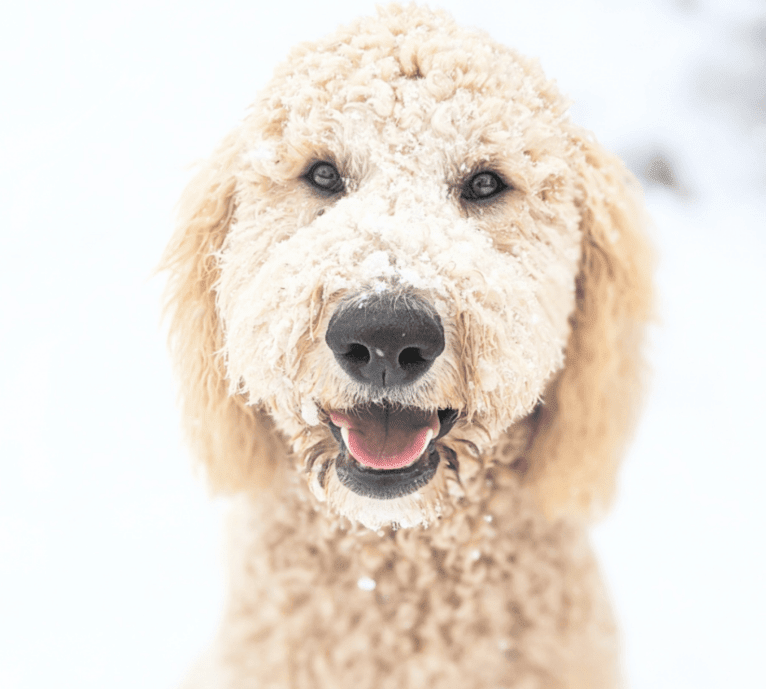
[324,293,457,499]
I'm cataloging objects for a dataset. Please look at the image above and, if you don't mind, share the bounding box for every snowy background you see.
[1,0,764,687]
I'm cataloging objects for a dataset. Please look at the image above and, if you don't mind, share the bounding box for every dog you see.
[162,5,653,687]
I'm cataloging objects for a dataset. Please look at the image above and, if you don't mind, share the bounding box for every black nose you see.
[325,294,445,388]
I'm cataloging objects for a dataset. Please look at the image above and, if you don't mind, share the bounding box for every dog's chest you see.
[224,477,598,688]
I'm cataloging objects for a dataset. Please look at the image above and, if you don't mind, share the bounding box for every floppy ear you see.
[526,135,654,520]
[160,131,285,493]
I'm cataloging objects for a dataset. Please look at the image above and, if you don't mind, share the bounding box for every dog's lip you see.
[334,444,441,500]
[327,406,457,471]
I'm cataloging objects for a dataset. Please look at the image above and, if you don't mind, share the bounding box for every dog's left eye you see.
[305,162,344,194]
[461,171,508,201]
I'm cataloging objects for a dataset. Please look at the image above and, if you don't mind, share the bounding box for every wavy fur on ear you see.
[527,134,654,520]
[160,131,285,493]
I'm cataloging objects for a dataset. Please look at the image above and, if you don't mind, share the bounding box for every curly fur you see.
[161,5,652,688]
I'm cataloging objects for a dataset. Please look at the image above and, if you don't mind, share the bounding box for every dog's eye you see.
[462,171,507,201]
[306,162,344,194]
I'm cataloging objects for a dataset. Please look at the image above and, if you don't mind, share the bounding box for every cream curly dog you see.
[162,5,652,688]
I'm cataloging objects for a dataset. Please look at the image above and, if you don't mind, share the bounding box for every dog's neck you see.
[222,409,602,688]
[227,409,575,616]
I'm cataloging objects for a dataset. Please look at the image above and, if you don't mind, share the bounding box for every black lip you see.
[327,407,458,500]
[335,446,440,499]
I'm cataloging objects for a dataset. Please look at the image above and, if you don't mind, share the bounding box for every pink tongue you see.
[329,407,440,470]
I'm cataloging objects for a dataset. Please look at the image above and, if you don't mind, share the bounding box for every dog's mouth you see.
[327,405,459,500]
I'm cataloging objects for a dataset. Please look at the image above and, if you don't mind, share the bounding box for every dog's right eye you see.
[305,162,344,194]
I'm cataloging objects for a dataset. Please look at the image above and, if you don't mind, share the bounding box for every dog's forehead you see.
[245,10,569,170]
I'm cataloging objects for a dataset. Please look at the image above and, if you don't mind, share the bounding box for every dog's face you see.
[211,9,585,529]
[165,6,650,530]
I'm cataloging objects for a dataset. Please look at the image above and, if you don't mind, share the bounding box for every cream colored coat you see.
[162,5,653,688]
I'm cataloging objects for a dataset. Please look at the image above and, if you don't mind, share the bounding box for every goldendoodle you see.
[162,5,653,688]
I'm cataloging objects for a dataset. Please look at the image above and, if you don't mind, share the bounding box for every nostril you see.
[398,347,427,370]
[344,343,370,364]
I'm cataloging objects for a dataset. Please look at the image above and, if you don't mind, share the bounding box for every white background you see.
[1,0,764,687]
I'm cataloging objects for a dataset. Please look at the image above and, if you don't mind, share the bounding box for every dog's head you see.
[162,5,652,530]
